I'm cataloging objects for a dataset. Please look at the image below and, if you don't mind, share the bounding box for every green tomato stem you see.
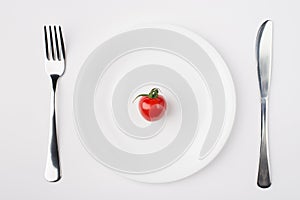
[132,88,160,103]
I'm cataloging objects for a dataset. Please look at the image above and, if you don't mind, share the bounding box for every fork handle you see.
[257,98,271,188]
[45,75,61,182]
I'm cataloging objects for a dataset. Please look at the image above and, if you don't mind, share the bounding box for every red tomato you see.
[139,95,167,121]
[138,95,166,121]
[133,88,167,122]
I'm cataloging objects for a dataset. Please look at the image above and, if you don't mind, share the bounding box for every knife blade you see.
[257,20,273,98]
[256,20,273,188]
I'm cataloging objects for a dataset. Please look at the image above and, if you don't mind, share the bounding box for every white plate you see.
[74,25,236,183]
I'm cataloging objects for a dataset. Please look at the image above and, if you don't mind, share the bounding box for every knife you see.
[256,20,273,188]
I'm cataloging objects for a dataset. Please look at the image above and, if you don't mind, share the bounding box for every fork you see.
[43,25,65,182]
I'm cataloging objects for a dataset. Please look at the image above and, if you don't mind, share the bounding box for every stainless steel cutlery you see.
[256,20,273,188]
[40,22,274,186]
[43,25,65,182]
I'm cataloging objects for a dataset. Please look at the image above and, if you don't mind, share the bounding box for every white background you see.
[0,0,299,199]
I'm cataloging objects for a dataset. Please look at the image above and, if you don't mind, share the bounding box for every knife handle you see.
[257,97,271,188]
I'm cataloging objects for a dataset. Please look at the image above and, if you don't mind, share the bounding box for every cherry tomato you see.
[134,88,167,122]
[139,95,166,121]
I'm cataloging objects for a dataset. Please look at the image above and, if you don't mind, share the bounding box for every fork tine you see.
[45,26,55,60]
[53,26,60,60]
[44,26,50,60]
[55,26,65,61]
[48,26,56,60]
[58,26,65,60]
